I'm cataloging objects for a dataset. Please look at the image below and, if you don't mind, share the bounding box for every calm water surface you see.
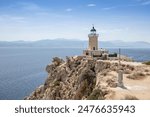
[0,47,150,99]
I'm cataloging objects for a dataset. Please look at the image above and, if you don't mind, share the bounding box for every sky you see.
[0,0,150,42]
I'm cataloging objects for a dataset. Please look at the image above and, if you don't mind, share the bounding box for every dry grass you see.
[87,89,104,100]
[106,79,117,88]
[145,69,149,72]
[124,69,132,74]
[124,95,138,100]
[127,72,145,80]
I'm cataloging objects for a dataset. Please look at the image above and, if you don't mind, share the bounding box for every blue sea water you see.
[0,47,150,100]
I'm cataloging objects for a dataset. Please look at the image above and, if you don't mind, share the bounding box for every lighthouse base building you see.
[83,26,109,60]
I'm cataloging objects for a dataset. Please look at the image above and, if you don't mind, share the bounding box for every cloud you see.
[102,0,150,10]
[135,0,150,5]
[102,6,116,10]
[21,3,40,10]
[11,17,25,20]
[141,1,150,5]
[99,28,125,33]
[35,12,50,16]
[136,0,143,1]
[66,8,72,12]
[0,15,26,23]
[12,17,26,23]
[87,4,96,7]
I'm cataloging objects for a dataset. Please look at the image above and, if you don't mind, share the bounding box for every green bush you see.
[143,61,150,65]
[108,53,117,57]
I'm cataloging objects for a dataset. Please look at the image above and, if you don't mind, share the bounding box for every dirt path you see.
[111,72,150,100]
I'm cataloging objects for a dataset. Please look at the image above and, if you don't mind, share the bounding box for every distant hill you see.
[0,39,150,48]
[99,40,150,48]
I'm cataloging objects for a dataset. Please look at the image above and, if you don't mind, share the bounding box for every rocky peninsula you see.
[26,56,150,100]
[24,26,150,100]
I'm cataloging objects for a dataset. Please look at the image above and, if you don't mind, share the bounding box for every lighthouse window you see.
[86,52,89,55]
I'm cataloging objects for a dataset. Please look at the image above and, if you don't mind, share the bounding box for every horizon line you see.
[0,39,150,43]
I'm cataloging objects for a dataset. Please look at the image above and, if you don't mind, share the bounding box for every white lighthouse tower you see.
[83,25,108,59]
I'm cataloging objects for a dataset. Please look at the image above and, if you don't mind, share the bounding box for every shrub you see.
[108,53,117,57]
[143,61,150,65]
[106,79,117,88]
[53,80,60,86]
[127,72,145,80]
[145,69,149,72]
[124,69,131,74]
[124,95,138,100]
[87,89,104,100]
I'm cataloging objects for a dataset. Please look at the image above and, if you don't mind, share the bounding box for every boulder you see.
[52,57,64,66]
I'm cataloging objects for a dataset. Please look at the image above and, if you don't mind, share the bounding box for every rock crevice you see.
[26,56,149,100]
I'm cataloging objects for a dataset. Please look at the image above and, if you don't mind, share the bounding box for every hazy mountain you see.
[99,40,150,48]
[0,39,150,48]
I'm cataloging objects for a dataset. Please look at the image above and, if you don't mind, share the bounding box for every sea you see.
[0,47,150,100]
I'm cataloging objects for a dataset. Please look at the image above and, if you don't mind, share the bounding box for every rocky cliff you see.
[26,56,150,100]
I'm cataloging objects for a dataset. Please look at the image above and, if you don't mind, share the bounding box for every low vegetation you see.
[127,72,145,80]
[124,69,132,74]
[143,61,150,65]
[53,80,60,86]
[87,89,104,100]
[124,95,138,100]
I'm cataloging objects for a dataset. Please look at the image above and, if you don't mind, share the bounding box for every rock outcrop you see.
[26,56,150,100]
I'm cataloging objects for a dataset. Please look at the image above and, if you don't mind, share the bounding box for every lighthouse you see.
[88,26,99,50]
[83,25,108,59]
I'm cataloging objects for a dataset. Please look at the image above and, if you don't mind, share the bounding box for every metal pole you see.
[119,48,121,67]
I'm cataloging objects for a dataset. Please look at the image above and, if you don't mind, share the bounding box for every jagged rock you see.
[106,79,117,88]
[26,55,147,100]
[78,67,95,84]
[27,57,115,100]
[95,61,111,73]
[25,85,44,100]
[52,57,64,66]
[46,64,56,73]
[87,89,105,100]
